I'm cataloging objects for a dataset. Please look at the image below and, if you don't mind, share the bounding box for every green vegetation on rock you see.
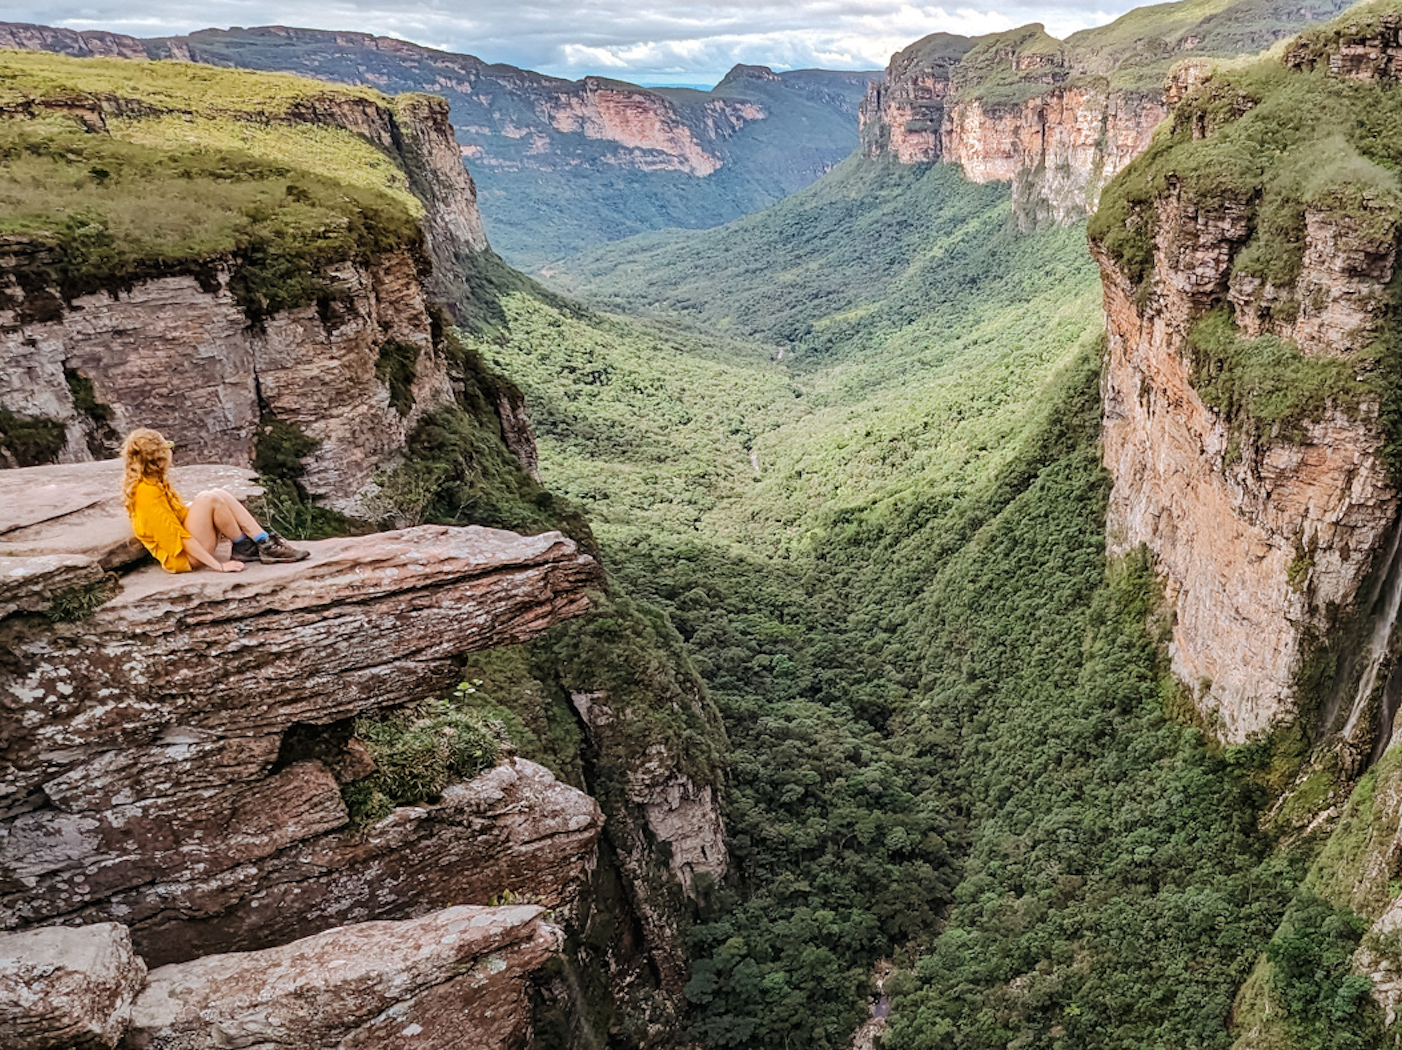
[0,407,66,466]
[342,690,508,826]
[0,53,422,320]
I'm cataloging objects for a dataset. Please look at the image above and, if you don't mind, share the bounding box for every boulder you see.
[0,922,145,1049]
[126,905,559,1050]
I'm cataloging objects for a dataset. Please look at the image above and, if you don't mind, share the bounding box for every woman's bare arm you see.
[183,535,244,573]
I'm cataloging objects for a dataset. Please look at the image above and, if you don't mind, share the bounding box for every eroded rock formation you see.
[0,248,452,511]
[0,466,605,961]
[859,31,1168,226]
[128,905,560,1050]
[859,5,1344,227]
[0,70,507,509]
[1091,70,1401,744]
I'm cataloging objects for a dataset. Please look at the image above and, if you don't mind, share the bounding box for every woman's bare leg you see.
[211,488,264,536]
[185,491,249,554]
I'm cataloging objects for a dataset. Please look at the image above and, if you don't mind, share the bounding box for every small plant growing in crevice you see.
[45,573,121,622]
[0,408,67,467]
[375,339,420,417]
[341,685,511,828]
[363,460,448,528]
[64,366,118,457]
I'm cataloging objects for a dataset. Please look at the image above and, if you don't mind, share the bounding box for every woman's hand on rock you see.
[221,560,246,573]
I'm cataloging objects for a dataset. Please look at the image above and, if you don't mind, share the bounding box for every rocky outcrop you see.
[943,88,1167,227]
[0,464,605,963]
[569,684,726,997]
[1092,133,1400,743]
[860,4,1343,227]
[1284,9,1402,82]
[128,905,559,1050]
[541,79,761,177]
[0,64,507,507]
[860,30,1169,226]
[2,906,562,1050]
[0,923,145,1049]
[93,758,602,967]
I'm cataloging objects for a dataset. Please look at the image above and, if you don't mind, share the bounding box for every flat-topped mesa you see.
[1088,9,1402,748]
[0,52,499,512]
[860,0,1351,227]
[0,462,605,962]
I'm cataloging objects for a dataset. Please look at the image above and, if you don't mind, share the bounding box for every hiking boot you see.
[230,536,261,563]
[257,531,311,564]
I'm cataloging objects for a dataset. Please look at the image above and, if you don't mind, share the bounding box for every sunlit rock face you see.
[1090,26,1402,744]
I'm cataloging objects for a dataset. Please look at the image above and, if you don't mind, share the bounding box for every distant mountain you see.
[0,23,879,266]
[857,0,1352,227]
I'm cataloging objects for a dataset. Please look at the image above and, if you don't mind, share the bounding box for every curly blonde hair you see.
[121,428,185,516]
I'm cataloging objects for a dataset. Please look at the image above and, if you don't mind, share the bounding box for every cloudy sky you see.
[22,0,1141,86]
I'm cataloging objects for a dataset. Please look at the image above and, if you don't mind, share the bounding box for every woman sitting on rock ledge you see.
[122,428,309,573]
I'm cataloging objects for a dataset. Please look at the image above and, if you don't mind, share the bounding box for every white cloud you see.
[19,0,1148,83]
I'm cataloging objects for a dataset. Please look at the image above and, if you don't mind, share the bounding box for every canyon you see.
[0,21,877,264]
[8,1,1402,1045]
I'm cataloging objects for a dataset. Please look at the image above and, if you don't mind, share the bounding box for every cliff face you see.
[541,78,762,176]
[860,32,1169,226]
[1088,18,1402,747]
[860,3,1347,227]
[0,64,509,510]
[1094,216,1397,744]
[0,247,452,512]
[0,457,608,1048]
[0,478,604,949]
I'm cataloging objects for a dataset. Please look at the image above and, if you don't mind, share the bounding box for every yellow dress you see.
[129,479,193,573]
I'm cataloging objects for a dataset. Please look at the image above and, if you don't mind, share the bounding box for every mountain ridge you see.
[0,20,879,265]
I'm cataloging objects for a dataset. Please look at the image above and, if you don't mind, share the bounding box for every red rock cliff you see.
[861,6,1345,227]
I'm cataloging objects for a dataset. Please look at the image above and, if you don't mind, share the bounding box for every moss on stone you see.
[44,573,120,623]
[0,408,66,466]
[341,693,508,827]
[374,339,420,417]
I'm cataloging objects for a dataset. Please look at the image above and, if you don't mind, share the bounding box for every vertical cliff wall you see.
[1088,11,1402,748]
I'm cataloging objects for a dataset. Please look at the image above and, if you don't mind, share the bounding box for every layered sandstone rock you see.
[96,758,603,967]
[570,687,726,996]
[0,68,504,508]
[0,922,145,1049]
[0,505,604,961]
[860,9,1340,228]
[1094,177,1399,743]
[859,31,1168,226]
[0,248,451,511]
[127,906,560,1049]
[0,23,152,59]
[542,79,761,176]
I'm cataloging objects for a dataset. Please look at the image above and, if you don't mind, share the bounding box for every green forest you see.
[437,117,1387,1041]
